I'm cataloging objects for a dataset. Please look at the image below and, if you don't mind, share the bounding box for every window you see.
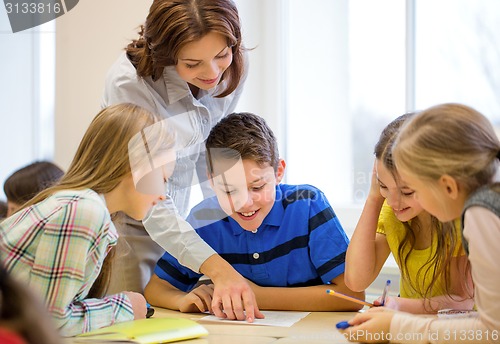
[415,0,500,119]
[284,0,500,236]
[0,15,55,199]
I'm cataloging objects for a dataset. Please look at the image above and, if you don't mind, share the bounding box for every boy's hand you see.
[178,284,214,313]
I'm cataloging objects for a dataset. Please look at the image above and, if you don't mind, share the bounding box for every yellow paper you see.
[75,318,208,343]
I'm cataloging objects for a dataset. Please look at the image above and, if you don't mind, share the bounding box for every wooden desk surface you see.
[153,307,360,343]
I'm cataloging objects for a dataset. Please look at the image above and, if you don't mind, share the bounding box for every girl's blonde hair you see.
[393,103,500,194]
[23,103,172,297]
[376,113,468,307]
[26,103,168,205]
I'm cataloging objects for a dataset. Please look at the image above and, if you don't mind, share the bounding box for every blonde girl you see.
[345,113,473,313]
[0,103,174,336]
[342,103,500,343]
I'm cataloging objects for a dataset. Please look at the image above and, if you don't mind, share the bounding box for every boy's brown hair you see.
[205,112,279,175]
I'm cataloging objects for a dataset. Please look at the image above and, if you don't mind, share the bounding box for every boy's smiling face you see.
[210,158,285,231]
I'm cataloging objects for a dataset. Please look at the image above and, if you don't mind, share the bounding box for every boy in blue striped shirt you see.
[144,112,364,313]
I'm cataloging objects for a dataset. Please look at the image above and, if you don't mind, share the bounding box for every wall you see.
[55,0,151,168]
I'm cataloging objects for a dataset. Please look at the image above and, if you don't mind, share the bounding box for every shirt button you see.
[253,253,260,260]
[202,118,208,124]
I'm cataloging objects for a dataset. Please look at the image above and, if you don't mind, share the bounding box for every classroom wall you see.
[54,0,151,169]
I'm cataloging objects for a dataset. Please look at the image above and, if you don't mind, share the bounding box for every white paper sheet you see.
[197,310,310,327]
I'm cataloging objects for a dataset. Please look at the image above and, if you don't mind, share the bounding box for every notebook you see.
[73,317,208,343]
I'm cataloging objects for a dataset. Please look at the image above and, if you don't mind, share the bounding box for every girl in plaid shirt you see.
[0,103,175,336]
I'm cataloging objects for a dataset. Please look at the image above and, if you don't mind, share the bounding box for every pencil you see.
[326,290,373,307]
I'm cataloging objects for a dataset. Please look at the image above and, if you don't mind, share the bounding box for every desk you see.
[152,308,360,343]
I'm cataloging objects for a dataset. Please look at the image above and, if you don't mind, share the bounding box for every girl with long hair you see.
[0,103,174,336]
[345,113,473,313]
[342,103,500,343]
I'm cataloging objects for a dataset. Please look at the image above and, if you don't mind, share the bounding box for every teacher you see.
[102,0,262,322]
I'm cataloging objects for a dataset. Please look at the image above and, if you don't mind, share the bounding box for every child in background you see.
[3,161,64,217]
[0,266,63,344]
[342,103,500,343]
[0,200,7,220]
[145,112,364,313]
[0,103,176,336]
[345,113,473,313]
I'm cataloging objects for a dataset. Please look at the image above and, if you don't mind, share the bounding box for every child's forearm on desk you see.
[250,283,365,312]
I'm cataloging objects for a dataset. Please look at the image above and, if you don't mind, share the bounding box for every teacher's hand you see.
[200,254,265,322]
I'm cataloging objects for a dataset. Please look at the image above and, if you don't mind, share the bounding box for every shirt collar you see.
[163,66,227,104]
[263,185,285,227]
[163,66,191,104]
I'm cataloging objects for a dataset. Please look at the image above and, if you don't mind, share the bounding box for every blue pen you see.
[336,321,352,330]
[380,280,391,306]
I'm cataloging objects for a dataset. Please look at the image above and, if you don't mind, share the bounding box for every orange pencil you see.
[326,290,373,307]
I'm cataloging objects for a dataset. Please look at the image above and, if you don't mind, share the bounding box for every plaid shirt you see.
[0,189,133,336]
